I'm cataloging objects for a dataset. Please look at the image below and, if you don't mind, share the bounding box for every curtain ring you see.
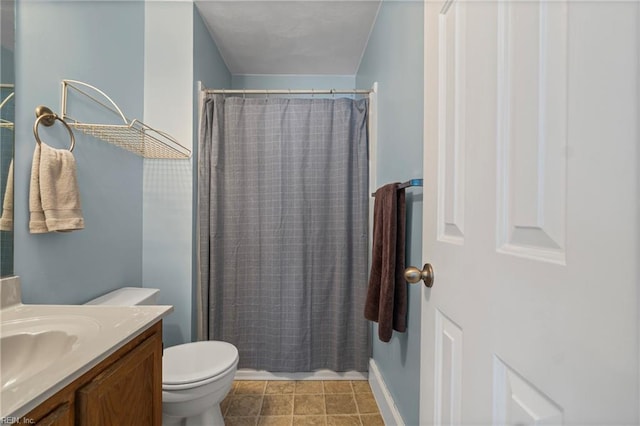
[331,89,335,99]
[311,88,315,98]
[33,106,75,152]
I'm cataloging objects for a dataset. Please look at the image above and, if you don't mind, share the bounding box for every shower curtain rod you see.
[204,88,372,95]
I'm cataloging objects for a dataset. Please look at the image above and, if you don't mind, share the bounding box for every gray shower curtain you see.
[198,95,370,372]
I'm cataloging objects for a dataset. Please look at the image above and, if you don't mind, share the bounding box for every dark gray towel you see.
[365,183,407,342]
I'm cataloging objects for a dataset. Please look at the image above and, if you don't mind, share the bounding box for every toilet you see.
[86,287,239,426]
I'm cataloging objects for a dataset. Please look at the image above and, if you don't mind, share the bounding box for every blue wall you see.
[194,7,231,97]
[232,74,355,91]
[15,0,144,304]
[356,2,424,425]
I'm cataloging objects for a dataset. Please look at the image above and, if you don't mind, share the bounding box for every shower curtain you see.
[198,95,370,372]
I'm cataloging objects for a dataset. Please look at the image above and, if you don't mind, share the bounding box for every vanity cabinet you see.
[22,322,162,426]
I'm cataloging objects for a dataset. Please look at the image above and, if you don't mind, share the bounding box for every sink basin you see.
[1,331,78,389]
[0,316,101,391]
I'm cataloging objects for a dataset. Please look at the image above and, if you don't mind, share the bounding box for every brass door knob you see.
[404,263,435,288]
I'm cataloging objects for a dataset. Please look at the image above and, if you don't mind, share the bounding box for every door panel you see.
[496,1,568,264]
[434,310,463,425]
[437,0,466,244]
[493,356,563,425]
[421,0,639,424]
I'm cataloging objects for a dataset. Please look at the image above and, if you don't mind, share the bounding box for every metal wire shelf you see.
[60,80,191,159]
[0,87,14,131]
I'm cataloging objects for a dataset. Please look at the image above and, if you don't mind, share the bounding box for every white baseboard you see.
[234,369,368,381]
[368,358,405,426]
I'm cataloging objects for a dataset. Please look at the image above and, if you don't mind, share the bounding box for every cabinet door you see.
[77,332,162,426]
[33,402,73,426]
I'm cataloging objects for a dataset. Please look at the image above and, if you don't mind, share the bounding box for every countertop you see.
[0,302,173,420]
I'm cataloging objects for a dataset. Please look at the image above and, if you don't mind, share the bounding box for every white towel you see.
[29,143,84,233]
[0,159,13,231]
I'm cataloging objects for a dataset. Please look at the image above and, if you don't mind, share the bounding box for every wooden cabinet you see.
[23,321,162,426]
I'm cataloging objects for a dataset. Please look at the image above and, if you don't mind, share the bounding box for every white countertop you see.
[0,302,173,420]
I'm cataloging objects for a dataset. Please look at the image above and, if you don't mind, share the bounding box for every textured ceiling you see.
[195,1,381,75]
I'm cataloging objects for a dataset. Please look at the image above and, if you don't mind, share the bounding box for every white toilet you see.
[86,287,239,426]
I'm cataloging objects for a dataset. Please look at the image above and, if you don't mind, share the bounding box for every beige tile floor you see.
[221,380,384,426]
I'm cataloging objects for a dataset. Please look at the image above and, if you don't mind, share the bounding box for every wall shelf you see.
[60,80,191,159]
[0,85,14,131]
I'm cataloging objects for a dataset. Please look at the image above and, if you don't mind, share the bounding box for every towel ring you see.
[33,105,75,152]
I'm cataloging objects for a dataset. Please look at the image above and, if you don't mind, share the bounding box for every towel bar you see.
[371,178,423,197]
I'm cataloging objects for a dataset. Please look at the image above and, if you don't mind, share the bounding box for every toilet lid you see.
[163,341,239,385]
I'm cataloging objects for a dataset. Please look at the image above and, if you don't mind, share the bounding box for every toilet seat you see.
[163,341,239,391]
[162,361,237,391]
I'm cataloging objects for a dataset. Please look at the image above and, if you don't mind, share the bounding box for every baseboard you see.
[234,369,368,381]
[368,358,405,426]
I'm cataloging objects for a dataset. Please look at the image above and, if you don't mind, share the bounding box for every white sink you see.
[0,316,100,391]
[2,331,77,389]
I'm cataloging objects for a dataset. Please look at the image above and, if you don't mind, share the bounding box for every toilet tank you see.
[85,287,160,306]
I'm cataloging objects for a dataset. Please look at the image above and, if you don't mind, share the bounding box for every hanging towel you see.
[0,159,13,231]
[29,143,84,233]
[365,183,407,342]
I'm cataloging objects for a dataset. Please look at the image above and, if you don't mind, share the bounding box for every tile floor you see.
[221,380,384,426]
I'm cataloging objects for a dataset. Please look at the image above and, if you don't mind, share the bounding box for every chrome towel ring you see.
[34,105,75,152]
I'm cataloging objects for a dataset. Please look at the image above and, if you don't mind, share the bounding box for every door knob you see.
[404,263,435,288]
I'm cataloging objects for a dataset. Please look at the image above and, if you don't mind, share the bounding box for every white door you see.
[420,0,639,424]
